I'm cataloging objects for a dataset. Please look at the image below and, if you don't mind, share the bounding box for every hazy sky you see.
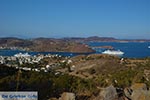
[0,0,149,39]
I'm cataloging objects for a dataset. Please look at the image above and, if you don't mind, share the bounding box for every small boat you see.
[102,50,124,56]
[148,46,150,49]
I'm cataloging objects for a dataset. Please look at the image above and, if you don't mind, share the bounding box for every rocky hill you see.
[55,54,150,100]
[0,37,33,47]
[0,54,150,100]
[0,37,94,53]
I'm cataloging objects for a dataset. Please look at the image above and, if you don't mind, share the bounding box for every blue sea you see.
[0,42,150,58]
[88,42,150,58]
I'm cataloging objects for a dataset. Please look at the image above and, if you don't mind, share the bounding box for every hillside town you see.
[0,53,74,74]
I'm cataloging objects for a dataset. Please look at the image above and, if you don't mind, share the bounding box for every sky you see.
[0,0,149,39]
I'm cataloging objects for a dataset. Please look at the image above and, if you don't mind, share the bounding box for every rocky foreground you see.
[54,54,150,100]
[57,83,150,100]
[0,54,150,100]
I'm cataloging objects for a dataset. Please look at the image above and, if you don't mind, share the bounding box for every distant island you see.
[0,36,150,53]
[62,36,150,42]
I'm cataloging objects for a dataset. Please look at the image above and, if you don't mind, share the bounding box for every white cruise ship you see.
[102,50,124,56]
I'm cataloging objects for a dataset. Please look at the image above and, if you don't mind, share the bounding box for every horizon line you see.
[0,36,150,40]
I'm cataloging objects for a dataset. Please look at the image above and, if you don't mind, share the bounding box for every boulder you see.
[131,83,147,91]
[124,83,150,100]
[59,92,75,100]
[94,85,118,100]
